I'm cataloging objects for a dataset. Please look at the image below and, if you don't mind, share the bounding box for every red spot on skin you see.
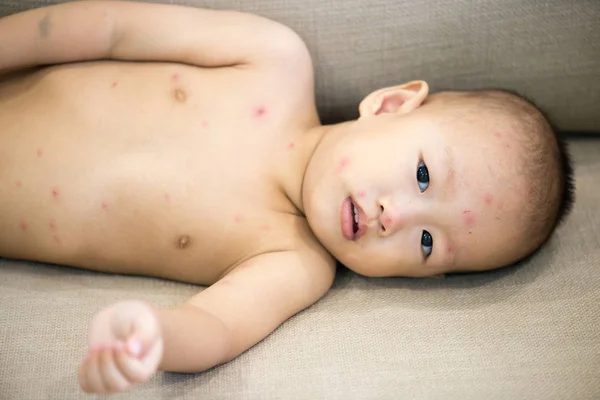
[219,279,233,287]
[447,245,453,254]
[505,144,511,149]
[49,219,57,231]
[259,224,270,231]
[462,210,475,227]
[234,215,244,223]
[164,193,171,204]
[497,201,504,210]
[484,194,493,205]
[15,180,22,188]
[36,148,44,157]
[494,132,502,138]
[383,216,393,226]
[171,73,180,83]
[287,142,295,150]
[253,106,266,118]
[358,190,366,198]
[111,81,118,89]
[201,121,209,128]
[337,157,351,172]
[51,188,59,199]
[101,202,109,211]
[19,220,28,231]
[53,234,61,245]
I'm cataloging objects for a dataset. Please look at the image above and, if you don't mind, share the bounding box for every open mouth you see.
[341,197,364,240]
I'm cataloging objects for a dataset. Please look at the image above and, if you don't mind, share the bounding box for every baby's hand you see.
[78,300,163,394]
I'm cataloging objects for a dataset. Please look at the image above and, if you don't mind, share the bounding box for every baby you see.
[0,1,575,395]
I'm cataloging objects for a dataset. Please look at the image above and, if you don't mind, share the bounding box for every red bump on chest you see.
[483,194,494,205]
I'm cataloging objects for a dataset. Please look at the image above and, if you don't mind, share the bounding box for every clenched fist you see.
[78,300,164,394]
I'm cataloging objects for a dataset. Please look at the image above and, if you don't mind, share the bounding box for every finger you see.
[98,345,130,393]
[84,347,106,394]
[114,348,150,384]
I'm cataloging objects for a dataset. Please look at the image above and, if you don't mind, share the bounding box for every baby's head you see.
[302,81,575,277]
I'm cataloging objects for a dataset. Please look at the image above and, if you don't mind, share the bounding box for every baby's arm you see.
[79,250,335,394]
[159,251,335,372]
[0,0,308,73]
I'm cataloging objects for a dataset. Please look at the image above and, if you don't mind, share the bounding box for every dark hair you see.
[465,88,576,257]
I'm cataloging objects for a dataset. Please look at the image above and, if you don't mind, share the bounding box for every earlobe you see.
[359,80,429,118]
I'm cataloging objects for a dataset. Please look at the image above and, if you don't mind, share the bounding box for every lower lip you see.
[341,197,355,240]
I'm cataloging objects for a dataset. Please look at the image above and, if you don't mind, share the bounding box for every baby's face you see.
[303,99,529,277]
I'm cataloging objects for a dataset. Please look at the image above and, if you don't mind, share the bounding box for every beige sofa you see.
[1,1,599,399]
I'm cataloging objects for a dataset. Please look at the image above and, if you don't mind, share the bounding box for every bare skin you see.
[0,1,530,395]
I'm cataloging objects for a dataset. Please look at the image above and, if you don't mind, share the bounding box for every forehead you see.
[437,132,528,272]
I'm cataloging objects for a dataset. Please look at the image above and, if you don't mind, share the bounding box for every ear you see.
[358,80,429,118]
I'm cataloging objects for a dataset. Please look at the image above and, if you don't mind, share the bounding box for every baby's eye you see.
[417,161,429,192]
[421,230,433,259]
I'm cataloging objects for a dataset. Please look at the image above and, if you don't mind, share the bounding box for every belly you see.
[0,62,287,285]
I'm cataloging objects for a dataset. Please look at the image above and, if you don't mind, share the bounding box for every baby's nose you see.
[377,197,404,236]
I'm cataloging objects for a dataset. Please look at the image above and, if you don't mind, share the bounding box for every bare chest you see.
[0,62,309,284]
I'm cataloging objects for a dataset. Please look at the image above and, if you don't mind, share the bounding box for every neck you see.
[276,123,338,215]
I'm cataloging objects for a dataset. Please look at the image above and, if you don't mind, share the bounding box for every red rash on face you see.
[494,132,502,138]
[337,157,351,172]
[462,210,475,227]
[287,142,295,150]
[36,148,44,157]
[484,194,494,205]
[253,106,266,118]
[358,190,366,198]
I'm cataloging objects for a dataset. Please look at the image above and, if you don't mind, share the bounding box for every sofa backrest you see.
[2,0,599,132]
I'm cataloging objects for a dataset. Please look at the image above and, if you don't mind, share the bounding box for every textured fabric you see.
[0,0,599,130]
[1,138,600,399]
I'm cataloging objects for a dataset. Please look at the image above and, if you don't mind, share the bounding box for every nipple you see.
[175,235,191,249]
